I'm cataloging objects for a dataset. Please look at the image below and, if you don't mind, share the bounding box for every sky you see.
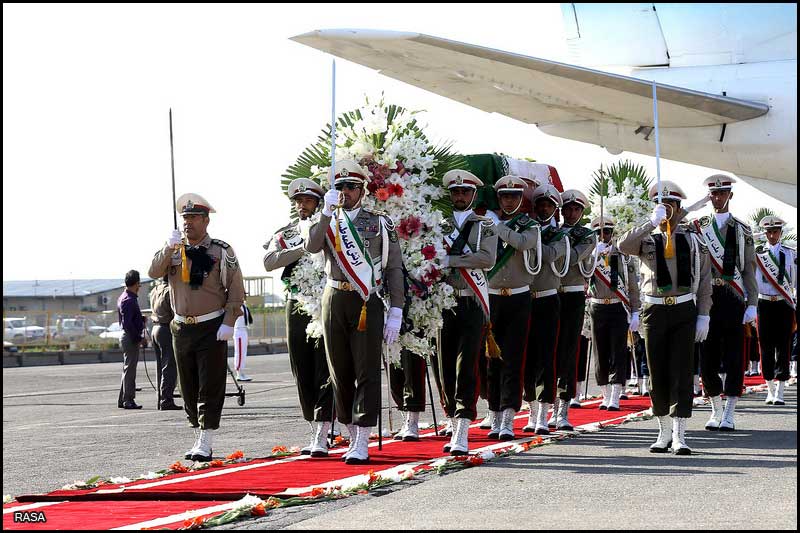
[3,3,796,282]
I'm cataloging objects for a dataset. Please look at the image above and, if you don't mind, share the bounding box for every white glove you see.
[649,204,668,227]
[322,189,341,217]
[440,255,450,268]
[629,312,640,332]
[596,241,611,255]
[695,315,710,343]
[685,194,711,213]
[742,305,757,324]
[167,229,182,247]
[216,324,234,341]
[383,307,403,345]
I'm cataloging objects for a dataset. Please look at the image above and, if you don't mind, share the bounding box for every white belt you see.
[643,294,695,306]
[174,309,224,325]
[559,285,585,293]
[455,288,475,297]
[532,289,558,299]
[488,286,530,296]
[327,279,380,294]
[590,297,621,305]
[759,294,785,302]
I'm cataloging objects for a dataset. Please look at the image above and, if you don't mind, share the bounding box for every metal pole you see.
[330,60,337,188]
[584,338,592,400]
[169,109,178,230]
[425,361,439,436]
[652,81,662,205]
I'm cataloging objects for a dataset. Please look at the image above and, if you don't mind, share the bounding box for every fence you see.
[3,308,287,351]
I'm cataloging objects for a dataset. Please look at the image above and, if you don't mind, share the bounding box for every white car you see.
[3,318,45,342]
[99,322,124,341]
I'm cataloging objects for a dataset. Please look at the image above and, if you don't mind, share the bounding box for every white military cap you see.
[759,215,786,230]
[176,193,215,215]
[703,174,737,191]
[332,159,369,184]
[590,216,616,230]
[648,181,687,202]
[560,189,589,209]
[288,178,324,199]
[532,184,562,207]
[518,175,542,189]
[494,175,527,193]
[443,169,484,189]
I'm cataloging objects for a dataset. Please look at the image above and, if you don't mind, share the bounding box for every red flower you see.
[169,461,190,473]
[397,216,422,239]
[250,503,267,516]
[209,460,224,468]
[376,188,390,201]
[421,245,436,261]
[367,469,381,485]
[394,161,406,175]
[182,516,205,529]
[271,445,288,454]
[468,455,484,466]
[388,183,404,197]
[226,450,244,460]
[423,266,441,285]
[310,487,326,497]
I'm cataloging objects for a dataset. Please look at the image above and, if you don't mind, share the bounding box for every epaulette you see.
[275,221,297,234]
[363,207,389,217]
[680,222,698,233]
[517,214,533,226]
[479,218,495,228]
[211,238,231,250]
[696,215,712,228]
[755,243,768,254]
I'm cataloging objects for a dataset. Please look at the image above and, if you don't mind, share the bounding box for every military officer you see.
[263,178,334,457]
[755,215,797,406]
[618,181,712,455]
[484,175,541,440]
[691,175,758,431]
[149,276,181,410]
[305,160,405,465]
[524,184,569,435]
[551,189,597,430]
[438,169,498,455]
[588,216,641,410]
[149,193,245,462]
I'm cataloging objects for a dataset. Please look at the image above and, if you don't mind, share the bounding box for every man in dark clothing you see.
[118,270,147,409]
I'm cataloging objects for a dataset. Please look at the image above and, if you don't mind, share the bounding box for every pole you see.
[169,109,178,230]
[584,338,592,400]
[652,81,662,205]
[425,361,439,436]
[330,60,337,188]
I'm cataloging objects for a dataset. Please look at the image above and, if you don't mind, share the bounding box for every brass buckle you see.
[713,278,725,286]
[185,316,197,325]
[603,298,611,305]
[664,296,676,306]
[340,281,352,291]
[500,288,512,296]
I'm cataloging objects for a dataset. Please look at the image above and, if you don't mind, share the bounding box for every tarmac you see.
[3,352,797,529]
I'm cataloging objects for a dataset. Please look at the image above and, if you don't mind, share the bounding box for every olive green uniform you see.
[149,279,178,407]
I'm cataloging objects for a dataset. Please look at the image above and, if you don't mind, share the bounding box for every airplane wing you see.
[291,30,769,128]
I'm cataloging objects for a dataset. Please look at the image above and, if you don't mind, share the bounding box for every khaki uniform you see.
[305,208,404,427]
[149,234,245,430]
[556,224,597,401]
[486,215,540,413]
[526,225,569,405]
[149,279,178,407]
[619,222,711,418]
[691,214,758,397]
[263,222,333,422]
[589,245,641,386]
[438,212,497,420]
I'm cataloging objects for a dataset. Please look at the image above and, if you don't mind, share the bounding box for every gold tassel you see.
[485,322,502,359]
[357,301,368,332]
[334,208,342,253]
[664,221,675,259]
[180,244,190,283]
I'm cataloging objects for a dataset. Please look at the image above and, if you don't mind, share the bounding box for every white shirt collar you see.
[454,210,473,228]
[714,212,731,226]
[345,207,361,220]
[770,241,782,255]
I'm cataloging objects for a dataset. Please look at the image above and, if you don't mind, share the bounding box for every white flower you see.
[232,494,266,511]
[109,476,132,484]
[4,494,14,504]
[141,471,162,480]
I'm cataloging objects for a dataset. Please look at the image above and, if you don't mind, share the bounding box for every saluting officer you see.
[263,178,334,457]
[305,160,405,465]
[618,181,712,455]
[149,193,245,462]
[755,215,797,406]
[485,175,541,441]
[525,184,569,435]
[588,216,641,410]
[552,189,597,430]
[438,169,498,455]
[691,175,758,431]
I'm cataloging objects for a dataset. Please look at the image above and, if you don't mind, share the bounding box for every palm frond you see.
[589,160,652,201]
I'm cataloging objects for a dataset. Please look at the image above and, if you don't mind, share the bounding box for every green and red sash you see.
[694,217,744,297]
[756,248,795,308]
[325,211,377,301]
[593,255,631,312]
[443,222,490,318]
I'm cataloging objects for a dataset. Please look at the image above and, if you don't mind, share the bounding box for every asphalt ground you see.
[3,353,797,529]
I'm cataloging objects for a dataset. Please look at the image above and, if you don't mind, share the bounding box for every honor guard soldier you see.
[438,169,498,455]
[305,160,405,465]
[619,181,712,455]
[588,216,641,410]
[264,178,334,457]
[691,175,758,431]
[525,184,570,435]
[551,189,597,430]
[484,175,541,440]
[755,216,797,405]
[149,193,245,462]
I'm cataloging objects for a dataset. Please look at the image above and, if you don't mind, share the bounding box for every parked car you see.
[3,318,45,342]
[54,317,107,340]
[4,340,19,353]
[99,322,124,341]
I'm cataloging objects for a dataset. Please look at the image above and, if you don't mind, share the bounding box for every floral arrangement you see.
[588,161,653,235]
[281,96,465,363]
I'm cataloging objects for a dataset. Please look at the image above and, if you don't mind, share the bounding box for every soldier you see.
[691,175,758,431]
[149,276,182,410]
[524,184,569,435]
[263,178,334,457]
[618,181,712,455]
[149,193,245,462]
[588,216,641,410]
[438,169,498,454]
[305,160,405,465]
[484,175,541,440]
[755,216,797,406]
[551,190,597,430]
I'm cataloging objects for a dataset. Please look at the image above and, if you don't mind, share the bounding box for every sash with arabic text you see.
[694,218,744,296]
[756,250,795,308]
[325,212,377,301]
[443,223,490,318]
